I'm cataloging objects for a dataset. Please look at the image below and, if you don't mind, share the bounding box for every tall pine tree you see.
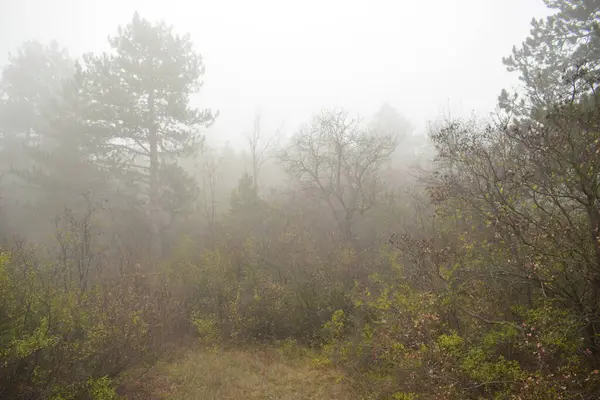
[0,41,96,239]
[78,12,216,257]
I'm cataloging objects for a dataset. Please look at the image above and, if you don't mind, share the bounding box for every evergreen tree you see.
[0,41,74,174]
[78,12,216,257]
[0,41,95,239]
[502,0,600,109]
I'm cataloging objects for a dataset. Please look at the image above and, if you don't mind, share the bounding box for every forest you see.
[1,0,600,399]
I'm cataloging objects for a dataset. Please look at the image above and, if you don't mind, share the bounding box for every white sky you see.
[0,0,549,148]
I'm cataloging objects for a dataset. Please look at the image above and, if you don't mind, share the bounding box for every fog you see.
[1,0,548,147]
[3,1,599,398]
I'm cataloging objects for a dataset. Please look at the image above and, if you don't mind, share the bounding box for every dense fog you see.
[1,1,599,399]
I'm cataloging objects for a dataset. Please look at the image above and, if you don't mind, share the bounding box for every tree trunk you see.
[343,213,353,244]
[252,156,258,191]
[148,91,162,260]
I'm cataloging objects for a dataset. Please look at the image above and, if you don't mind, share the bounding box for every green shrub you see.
[0,242,176,399]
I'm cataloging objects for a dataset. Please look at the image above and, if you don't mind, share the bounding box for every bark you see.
[148,90,162,259]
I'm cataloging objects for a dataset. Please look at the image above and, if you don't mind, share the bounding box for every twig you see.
[465,380,517,390]
[456,304,524,332]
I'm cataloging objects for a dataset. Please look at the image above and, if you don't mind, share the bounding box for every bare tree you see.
[244,112,281,191]
[280,108,397,242]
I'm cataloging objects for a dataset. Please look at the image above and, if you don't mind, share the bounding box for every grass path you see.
[119,346,355,399]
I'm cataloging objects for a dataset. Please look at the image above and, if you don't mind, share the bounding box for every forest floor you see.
[118,345,356,399]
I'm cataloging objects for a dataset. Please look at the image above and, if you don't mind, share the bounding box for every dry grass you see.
[119,345,356,400]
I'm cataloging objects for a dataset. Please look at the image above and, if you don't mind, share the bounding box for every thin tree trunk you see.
[148,90,162,259]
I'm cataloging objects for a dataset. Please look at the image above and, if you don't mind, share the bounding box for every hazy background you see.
[0,0,549,148]
[4,2,600,398]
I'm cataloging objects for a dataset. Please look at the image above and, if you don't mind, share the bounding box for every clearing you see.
[118,345,356,399]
